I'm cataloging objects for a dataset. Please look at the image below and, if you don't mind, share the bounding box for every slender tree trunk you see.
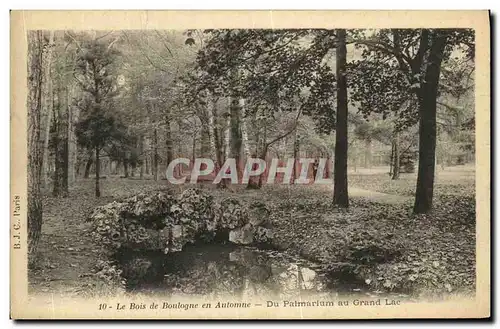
[207,102,217,162]
[52,104,60,196]
[67,85,76,185]
[279,137,286,160]
[165,114,173,166]
[145,156,150,175]
[41,31,55,189]
[224,114,230,161]
[392,130,400,180]
[130,163,136,177]
[414,31,448,214]
[211,100,226,187]
[76,160,81,176]
[256,124,268,189]
[52,86,68,197]
[84,154,93,178]
[247,122,263,190]
[257,146,268,188]
[123,159,129,178]
[201,123,211,157]
[389,142,394,176]
[364,139,372,168]
[153,128,158,181]
[62,87,69,193]
[240,98,251,158]
[117,160,122,175]
[291,130,299,184]
[27,30,44,265]
[139,135,144,179]
[176,136,182,177]
[61,134,69,193]
[73,129,79,180]
[192,133,197,165]
[230,97,242,180]
[95,147,101,197]
[333,29,349,208]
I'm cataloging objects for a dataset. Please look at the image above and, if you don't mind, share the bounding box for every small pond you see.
[113,242,378,299]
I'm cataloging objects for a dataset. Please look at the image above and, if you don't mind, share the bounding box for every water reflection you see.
[117,244,330,298]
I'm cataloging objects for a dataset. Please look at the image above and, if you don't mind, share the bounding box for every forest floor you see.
[28,164,476,299]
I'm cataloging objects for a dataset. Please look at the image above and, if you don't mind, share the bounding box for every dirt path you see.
[347,187,411,204]
[312,184,412,204]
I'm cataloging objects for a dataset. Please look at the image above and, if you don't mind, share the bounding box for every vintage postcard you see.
[10,10,490,319]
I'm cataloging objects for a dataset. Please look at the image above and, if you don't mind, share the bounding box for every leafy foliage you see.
[75,112,126,151]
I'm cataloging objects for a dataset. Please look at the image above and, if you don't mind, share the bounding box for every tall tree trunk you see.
[247,119,264,190]
[165,113,173,166]
[52,85,68,197]
[145,156,150,175]
[210,98,226,187]
[364,139,372,168]
[240,98,251,158]
[95,147,101,197]
[41,31,55,189]
[153,127,158,181]
[230,97,242,180]
[130,163,136,177]
[139,135,144,179]
[207,102,217,162]
[52,105,60,195]
[291,130,299,184]
[61,133,69,193]
[389,142,394,176]
[414,31,448,214]
[224,114,230,161]
[201,123,211,157]
[67,85,76,185]
[257,145,268,188]
[62,87,69,193]
[84,154,93,178]
[392,130,400,180]
[73,135,79,180]
[27,30,44,265]
[123,158,129,178]
[117,160,122,175]
[257,123,268,188]
[192,133,197,165]
[333,29,349,208]
[279,136,287,160]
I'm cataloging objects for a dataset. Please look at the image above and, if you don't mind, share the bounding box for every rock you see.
[248,202,271,227]
[172,225,183,238]
[254,226,273,243]
[88,188,273,254]
[229,224,255,245]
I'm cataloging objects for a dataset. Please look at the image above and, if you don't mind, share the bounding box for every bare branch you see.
[95,31,115,41]
[154,30,174,57]
[122,31,169,73]
[265,109,302,148]
[64,31,83,51]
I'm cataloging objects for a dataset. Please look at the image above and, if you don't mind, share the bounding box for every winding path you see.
[312,184,411,204]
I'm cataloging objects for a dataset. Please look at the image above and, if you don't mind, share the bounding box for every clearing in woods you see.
[29,164,475,298]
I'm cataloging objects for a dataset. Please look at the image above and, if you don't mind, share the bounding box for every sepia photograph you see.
[10,10,490,319]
